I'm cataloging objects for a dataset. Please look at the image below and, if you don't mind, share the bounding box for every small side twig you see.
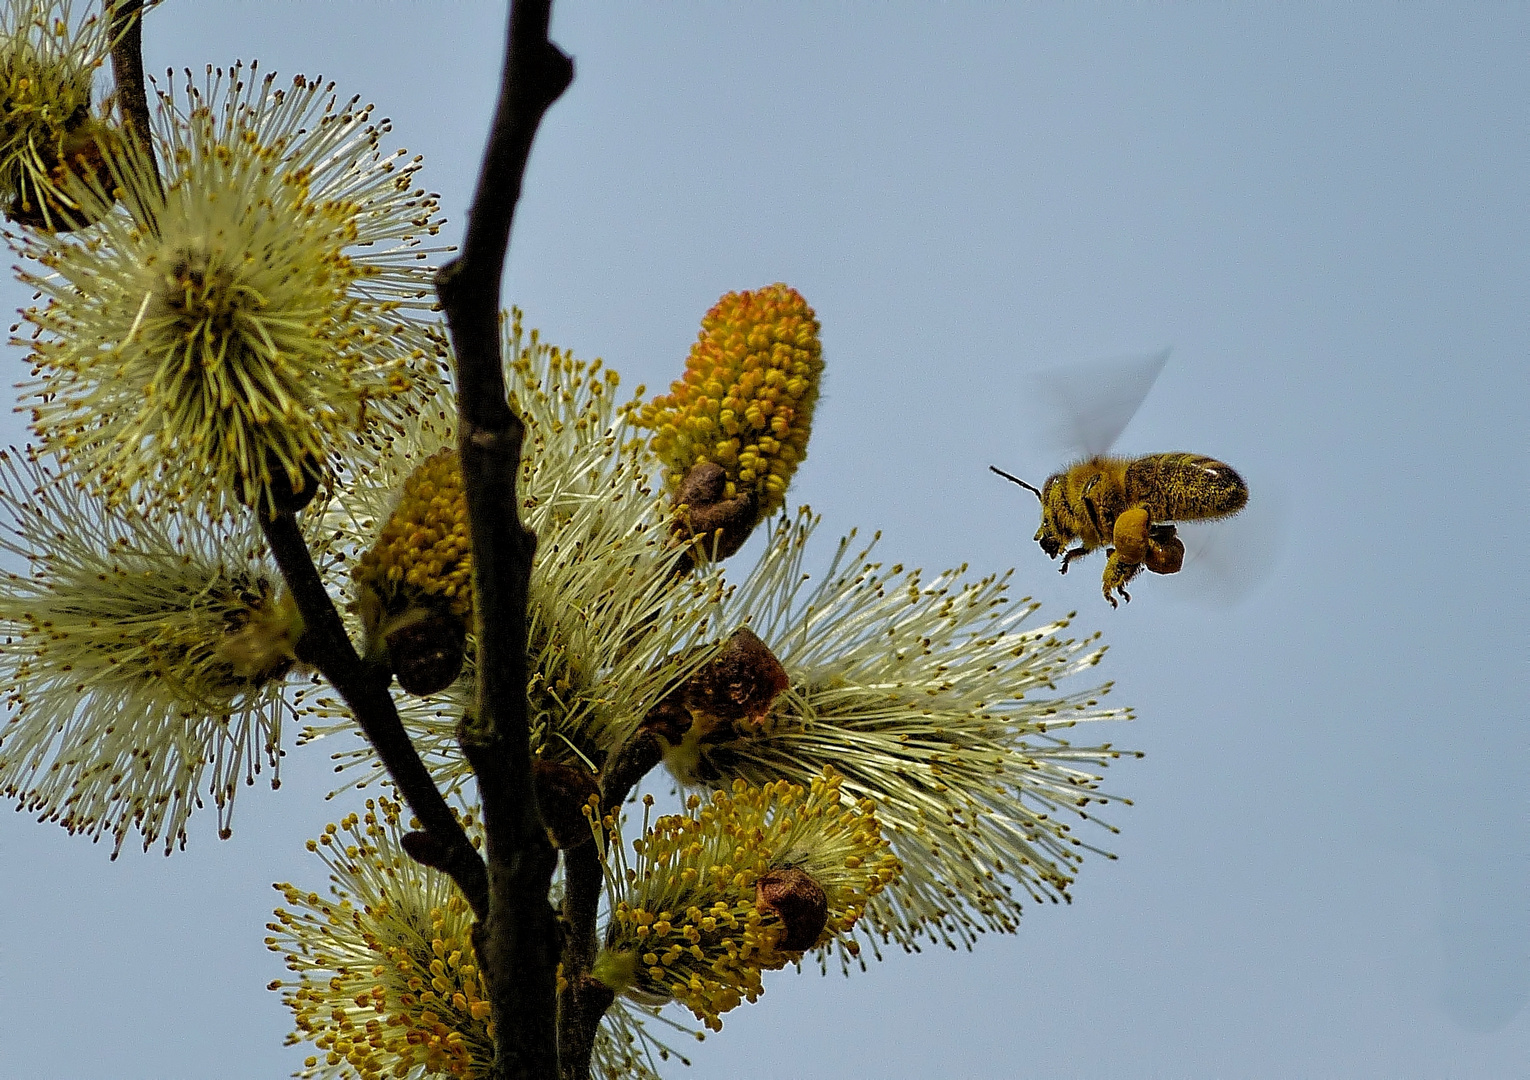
[599,729,666,815]
[260,512,488,918]
[557,842,613,1080]
[556,727,666,1078]
[434,2,574,1079]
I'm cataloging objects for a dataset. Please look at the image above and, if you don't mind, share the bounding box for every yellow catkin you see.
[0,0,112,223]
[599,770,899,1031]
[640,284,823,519]
[16,63,443,516]
[354,449,473,620]
[267,798,494,1080]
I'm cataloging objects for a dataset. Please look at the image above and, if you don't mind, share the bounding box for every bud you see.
[648,628,791,785]
[755,867,829,951]
[256,448,329,517]
[672,460,756,563]
[638,694,693,744]
[641,628,791,764]
[532,758,600,849]
[640,284,824,560]
[399,828,448,870]
[682,627,790,733]
[385,608,467,696]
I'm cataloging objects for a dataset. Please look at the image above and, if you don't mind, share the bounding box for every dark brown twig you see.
[106,0,160,193]
[557,842,613,1080]
[600,729,666,815]
[434,2,573,1078]
[556,727,666,1077]
[259,512,489,918]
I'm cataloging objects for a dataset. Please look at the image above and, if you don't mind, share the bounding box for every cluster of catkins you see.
[0,4,1134,1078]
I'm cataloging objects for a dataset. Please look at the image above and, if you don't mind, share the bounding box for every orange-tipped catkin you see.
[641,284,823,523]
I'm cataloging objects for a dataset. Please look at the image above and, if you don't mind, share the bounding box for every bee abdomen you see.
[1125,453,1248,522]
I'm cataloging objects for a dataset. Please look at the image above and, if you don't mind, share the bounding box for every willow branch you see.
[106,0,159,192]
[259,512,488,918]
[433,2,573,1078]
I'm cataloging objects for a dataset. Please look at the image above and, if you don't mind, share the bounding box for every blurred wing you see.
[1156,476,1290,607]
[1026,348,1171,459]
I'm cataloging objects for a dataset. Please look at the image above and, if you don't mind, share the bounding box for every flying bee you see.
[991,350,1249,607]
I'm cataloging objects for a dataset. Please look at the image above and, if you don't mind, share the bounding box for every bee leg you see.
[1145,524,1185,575]
[1102,547,1144,607]
[1112,506,1152,566]
[1059,546,1089,574]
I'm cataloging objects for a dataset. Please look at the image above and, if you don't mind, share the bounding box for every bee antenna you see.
[989,465,1042,501]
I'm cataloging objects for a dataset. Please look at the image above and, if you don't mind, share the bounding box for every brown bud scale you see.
[755,867,829,951]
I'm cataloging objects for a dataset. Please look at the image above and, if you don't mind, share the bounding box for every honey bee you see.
[992,351,1248,607]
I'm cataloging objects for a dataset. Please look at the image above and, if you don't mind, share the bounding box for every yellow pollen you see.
[640,284,823,519]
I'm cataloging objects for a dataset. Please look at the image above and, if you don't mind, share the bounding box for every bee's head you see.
[991,465,1071,558]
[1033,473,1067,557]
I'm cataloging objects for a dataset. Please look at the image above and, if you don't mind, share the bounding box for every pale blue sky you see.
[0,4,1525,1077]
